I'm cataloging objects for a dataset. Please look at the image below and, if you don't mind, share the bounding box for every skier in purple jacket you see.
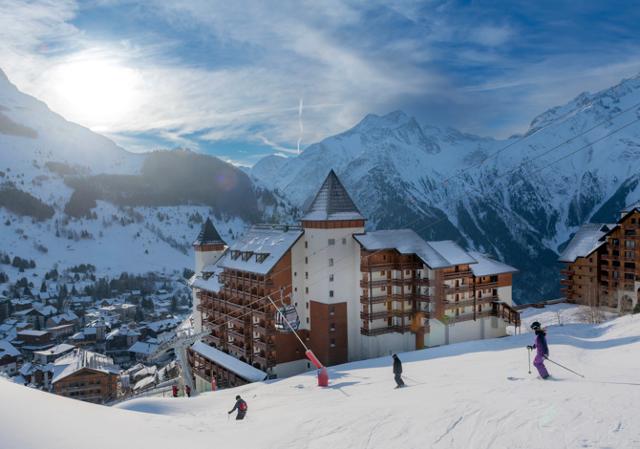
[527,321,549,379]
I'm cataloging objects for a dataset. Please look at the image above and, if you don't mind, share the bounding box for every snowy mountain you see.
[2,304,639,449]
[0,69,274,280]
[251,75,640,304]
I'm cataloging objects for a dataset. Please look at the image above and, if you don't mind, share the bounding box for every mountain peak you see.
[356,110,412,131]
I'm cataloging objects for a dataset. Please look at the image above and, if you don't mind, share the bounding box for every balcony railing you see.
[360,279,388,288]
[443,270,473,280]
[444,284,472,294]
[360,324,411,336]
[360,294,389,304]
[360,310,390,320]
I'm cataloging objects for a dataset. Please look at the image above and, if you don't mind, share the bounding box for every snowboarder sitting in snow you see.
[228,395,248,420]
[392,354,405,388]
[527,321,550,379]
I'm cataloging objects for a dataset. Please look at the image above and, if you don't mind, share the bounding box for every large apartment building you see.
[559,201,640,312]
[188,170,519,391]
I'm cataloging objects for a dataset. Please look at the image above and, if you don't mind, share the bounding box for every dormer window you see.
[255,253,269,263]
[231,250,241,260]
[242,251,253,261]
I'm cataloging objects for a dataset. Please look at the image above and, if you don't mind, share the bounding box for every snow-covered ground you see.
[1,304,640,449]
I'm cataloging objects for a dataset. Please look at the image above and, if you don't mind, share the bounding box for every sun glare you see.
[47,57,141,131]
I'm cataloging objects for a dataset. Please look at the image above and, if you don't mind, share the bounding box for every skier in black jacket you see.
[392,354,405,388]
[228,395,248,420]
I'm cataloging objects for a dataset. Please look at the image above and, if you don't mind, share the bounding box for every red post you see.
[317,367,329,387]
[305,349,329,387]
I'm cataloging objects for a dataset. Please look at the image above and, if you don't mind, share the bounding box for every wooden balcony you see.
[360,325,411,336]
[253,353,276,367]
[252,337,275,351]
[474,281,498,289]
[204,334,223,346]
[560,269,574,275]
[444,284,472,294]
[360,294,389,305]
[391,309,413,318]
[444,298,476,309]
[227,341,248,355]
[443,270,472,280]
[360,310,391,320]
[559,279,572,286]
[360,279,388,288]
[227,327,247,340]
[254,322,276,335]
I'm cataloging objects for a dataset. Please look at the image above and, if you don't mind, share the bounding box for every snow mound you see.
[2,305,640,449]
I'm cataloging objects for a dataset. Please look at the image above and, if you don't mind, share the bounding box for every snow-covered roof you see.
[220,225,303,275]
[467,252,518,276]
[145,318,180,333]
[302,170,364,221]
[128,341,158,356]
[51,348,120,384]
[558,223,610,263]
[133,375,156,391]
[17,330,49,337]
[354,230,476,269]
[191,260,224,292]
[191,341,267,383]
[106,325,140,340]
[34,305,57,317]
[47,312,78,326]
[193,217,226,246]
[33,343,75,358]
[0,341,20,358]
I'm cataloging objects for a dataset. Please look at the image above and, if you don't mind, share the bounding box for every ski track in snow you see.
[2,306,640,449]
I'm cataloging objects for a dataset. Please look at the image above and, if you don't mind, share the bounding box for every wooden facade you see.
[196,250,303,383]
[53,368,118,404]
[561,209,640,311]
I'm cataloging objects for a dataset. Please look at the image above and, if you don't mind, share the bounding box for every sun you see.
[47,56,142,131]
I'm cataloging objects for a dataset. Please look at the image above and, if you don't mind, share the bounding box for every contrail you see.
[297,98,304,155]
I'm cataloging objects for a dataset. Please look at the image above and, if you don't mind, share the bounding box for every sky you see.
[1,0,639,166]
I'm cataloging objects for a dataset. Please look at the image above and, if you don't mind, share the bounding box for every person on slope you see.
[527,321,550,379]
[228,395,248,420]
[185,385,191,398]
[392,354,405,388]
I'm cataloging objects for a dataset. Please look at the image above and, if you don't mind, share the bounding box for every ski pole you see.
[544,356,585,378]
[527,347,531,375]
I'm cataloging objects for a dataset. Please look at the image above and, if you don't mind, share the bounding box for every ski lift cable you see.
[196,106,640,339]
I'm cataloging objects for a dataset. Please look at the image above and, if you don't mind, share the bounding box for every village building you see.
[559,202,640,312]
[51,348,120,403]
[188,170,520,391]
[0,341,22,376]
[33,343,76,364]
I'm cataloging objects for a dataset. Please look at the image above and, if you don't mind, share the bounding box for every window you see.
[306,317,310,323]
[330,338,336,347]
[294,287,298,292]
[380,270,385,276]
[294,272,297,277]
[306,302,309,309]
[305,287,309,294]
[305,257,308,264]
[329,274,334,282]
[329,305,335,315]
[342,238,347,245]
[329,290,334,298]
[406,270,410,275]
[329,258,334,267]
[330,323,335,332]
[305,272,308,279]
[305,241,308,248]
[328,238,335,246]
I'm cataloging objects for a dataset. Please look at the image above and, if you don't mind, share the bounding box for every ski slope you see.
[2,305,640,449]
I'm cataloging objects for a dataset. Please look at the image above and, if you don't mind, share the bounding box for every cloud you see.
[1,0,639,164]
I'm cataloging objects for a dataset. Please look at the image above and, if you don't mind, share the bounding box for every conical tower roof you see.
[302,170,364,221]
[193,217,225,246]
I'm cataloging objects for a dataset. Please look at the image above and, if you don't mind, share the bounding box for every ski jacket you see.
[230,399,247,413]
[533,330,549,357]
[393,357,402,374]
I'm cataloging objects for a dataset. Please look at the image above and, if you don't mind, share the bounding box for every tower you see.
[192,217,227,333]
[299,170,365,364]
[193,217,227,273]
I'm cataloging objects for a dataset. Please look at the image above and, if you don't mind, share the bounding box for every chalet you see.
[0,341,21,376]
[33,343,76,364]
[559,202,640,312]
[16,329,53,354]
[188,170,520,391]
[51,348,120,403]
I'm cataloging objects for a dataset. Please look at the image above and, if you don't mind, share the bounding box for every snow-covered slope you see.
[252,75,640,303]
[2,305,640,449]
[0,69,259,280]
